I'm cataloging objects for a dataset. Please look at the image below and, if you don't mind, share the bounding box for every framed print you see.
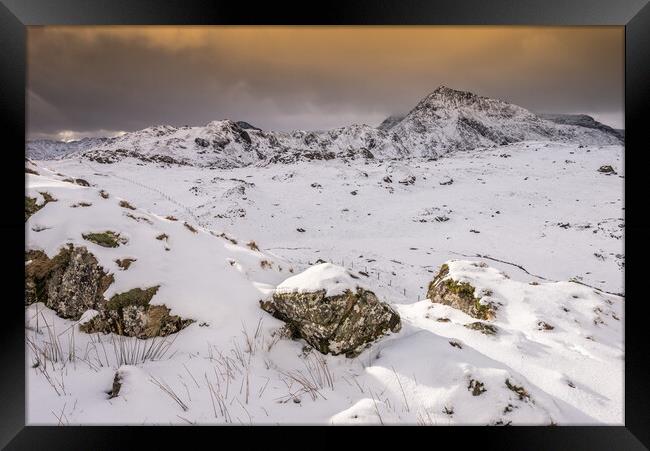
[1,0,649,448]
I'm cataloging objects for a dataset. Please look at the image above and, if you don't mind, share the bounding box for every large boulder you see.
[25,245,114,319]
[426,263,496,320]
[260,263,401,357]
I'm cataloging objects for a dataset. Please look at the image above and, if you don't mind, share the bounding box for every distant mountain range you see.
[26,136,116,160]
[27,86,623,166]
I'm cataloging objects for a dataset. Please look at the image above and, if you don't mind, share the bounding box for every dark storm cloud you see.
[27,26,624,140]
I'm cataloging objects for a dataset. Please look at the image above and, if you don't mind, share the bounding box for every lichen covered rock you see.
[465,321,498,335]
[80,286,192,338]
[260,264,401,357]
[426,263,495,320]
[25,245,114,318]
[82,231,128,248]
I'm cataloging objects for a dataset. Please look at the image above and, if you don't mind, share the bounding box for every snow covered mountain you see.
[28,86,623,166]
[388,86,622,158]
[77,121,405,169]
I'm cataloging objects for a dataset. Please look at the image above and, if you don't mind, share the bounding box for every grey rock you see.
[25,245,114,319]
[260,285,401,357]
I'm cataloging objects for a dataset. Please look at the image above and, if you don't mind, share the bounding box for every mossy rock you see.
[82,231,127,248]
[106,286,159,311]
[25,245,114,319]
[426,264,495,320]
[464,321,498,335]
[81,286,192,338]
[26,247,192,339]
[260,287,401,357]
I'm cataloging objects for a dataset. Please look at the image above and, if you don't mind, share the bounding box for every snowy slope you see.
[51,140,624,296]
[26,139,624,424]
[26,164,288,329]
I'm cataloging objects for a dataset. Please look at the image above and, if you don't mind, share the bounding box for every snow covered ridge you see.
[26,158,622,424]
[389,86,622,158]
[538,113,624,141]
[27,86,622,166]
[27,136,116,160]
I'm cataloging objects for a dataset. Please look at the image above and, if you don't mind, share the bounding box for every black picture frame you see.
[1,0,648,448]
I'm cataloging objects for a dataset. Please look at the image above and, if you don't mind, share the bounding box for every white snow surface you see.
[275,263,364,296]
[26,137,624,425]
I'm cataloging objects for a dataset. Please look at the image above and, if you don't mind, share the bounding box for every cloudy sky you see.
[27,26,624,141]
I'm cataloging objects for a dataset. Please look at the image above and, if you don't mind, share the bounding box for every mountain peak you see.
[427,85,480,102]
[432,85,455,94]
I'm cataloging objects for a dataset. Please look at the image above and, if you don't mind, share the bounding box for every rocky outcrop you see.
[25,245,191,337]
[25,245,114,318]
[260,265,401,357]
[194,137,210,147]
[426,263,495,320]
